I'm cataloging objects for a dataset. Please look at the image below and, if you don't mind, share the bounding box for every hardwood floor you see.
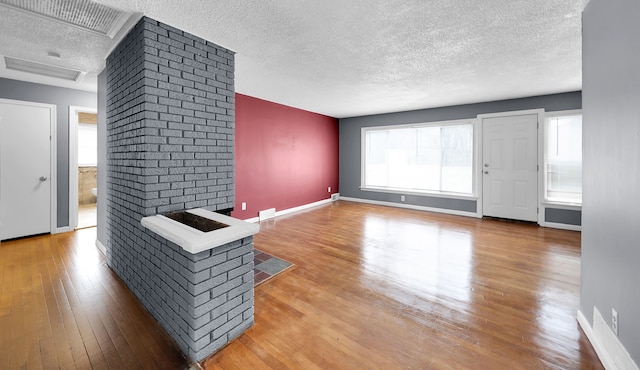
[0,201,602,369]
[0,228,187,369]
[203,201,602,369]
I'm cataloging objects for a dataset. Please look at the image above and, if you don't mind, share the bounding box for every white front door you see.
[0,100,54,240]
[482,114,538,222]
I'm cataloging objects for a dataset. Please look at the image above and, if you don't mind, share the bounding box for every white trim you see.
[55,226,72,234]
[578,308,639,370]
[359,186,476,201]
[276,198,334,217]
[50,103,57,235]
[69,106,98,231]
[476,116,484,218]
[545,109,583,118]
[477,108,545,120]
[540,201,581,211]
[542,110,583,208]
[340,196,478,218]
[537,110,546,226]
[96,239,106,256]
[360,118,477,199]
[0,99,57,235]
[477,109,545,224]
[243,197,338,223]
[541,222,581,231]
[360,118,475,132]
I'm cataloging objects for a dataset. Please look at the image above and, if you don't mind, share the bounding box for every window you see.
[78,123,97,166]
[362,120,474,196]
[545,112,582,203]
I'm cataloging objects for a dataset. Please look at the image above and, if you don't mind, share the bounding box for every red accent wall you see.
[232,94,339,220]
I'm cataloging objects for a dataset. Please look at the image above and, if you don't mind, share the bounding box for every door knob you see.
[39,176,47,182]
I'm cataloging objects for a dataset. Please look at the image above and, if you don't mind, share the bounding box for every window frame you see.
[360,118,477,200]
[542,109,583,207]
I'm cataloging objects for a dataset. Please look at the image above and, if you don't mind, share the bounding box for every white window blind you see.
[545,113,582,203]
[362,121,474,195]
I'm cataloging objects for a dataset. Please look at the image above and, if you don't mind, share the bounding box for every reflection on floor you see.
[77,203,97,229]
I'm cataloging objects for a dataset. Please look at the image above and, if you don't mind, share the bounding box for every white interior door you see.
[0,100,54,240]
[482,114,538,222]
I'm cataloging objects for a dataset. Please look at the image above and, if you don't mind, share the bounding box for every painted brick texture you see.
[105,17,251,362]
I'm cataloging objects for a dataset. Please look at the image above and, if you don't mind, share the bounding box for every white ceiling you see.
[0,0,587,118]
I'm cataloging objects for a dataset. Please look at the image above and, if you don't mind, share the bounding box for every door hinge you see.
[537,164,539,172]
[537,207,539,214]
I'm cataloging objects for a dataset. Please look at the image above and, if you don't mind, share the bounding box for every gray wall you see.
[339,92,582,223]
[582,0,640,364]
[0,78,97,228]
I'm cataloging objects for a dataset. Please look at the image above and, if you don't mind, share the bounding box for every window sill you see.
[360,186,477,201]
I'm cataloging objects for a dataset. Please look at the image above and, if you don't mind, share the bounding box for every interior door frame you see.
[69,105,98,230]
[0,98,57,236]
[476,109,544,224]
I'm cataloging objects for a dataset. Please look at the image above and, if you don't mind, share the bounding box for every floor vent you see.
[0,0,130,38]
[258,208,276,221]
[331,193,340,201]
[4,56,82,81]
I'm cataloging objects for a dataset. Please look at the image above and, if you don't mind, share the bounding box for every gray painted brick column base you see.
[144,233,254,361]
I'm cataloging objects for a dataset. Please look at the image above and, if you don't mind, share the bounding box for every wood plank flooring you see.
[0,228,188,369]
[0,201,603,369]
[204,201,603,369]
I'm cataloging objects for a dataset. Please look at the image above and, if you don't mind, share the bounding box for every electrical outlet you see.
[612,308,619,336]
[400,195,406,202]
[241,202,246,211]
[328,186,331,193]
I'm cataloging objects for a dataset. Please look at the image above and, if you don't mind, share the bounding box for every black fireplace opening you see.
[165,211,229,232]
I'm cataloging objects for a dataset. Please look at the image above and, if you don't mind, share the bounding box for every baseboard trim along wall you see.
[96,239,106,256]
[577,308,639,370]
[55,226,72,234]
[339,196,478,218]
[244,195,338,223]
[541,221,582,232]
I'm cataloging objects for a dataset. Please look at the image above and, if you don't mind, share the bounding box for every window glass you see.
[363,122,473,195]
[545,114,582,203]
[78,123,97,166]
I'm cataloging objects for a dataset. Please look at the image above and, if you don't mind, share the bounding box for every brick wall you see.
[105,17,250,362]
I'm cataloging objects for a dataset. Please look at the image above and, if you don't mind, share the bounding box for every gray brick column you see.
[105,17,251,362]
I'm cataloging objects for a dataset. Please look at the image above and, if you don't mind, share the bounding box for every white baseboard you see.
[541,221,582,231]
[54,226,72,234]
[339,196,478,218]
[244,197,337,223]
[95,239,106,256]
[578,308,639,370]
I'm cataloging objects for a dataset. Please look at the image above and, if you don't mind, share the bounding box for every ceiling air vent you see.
[4,56,82,81]
[0,0,130,38]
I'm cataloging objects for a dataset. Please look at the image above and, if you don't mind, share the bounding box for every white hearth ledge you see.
[141,208,260,254]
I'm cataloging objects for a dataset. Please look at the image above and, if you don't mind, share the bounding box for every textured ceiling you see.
[0,0,587,118]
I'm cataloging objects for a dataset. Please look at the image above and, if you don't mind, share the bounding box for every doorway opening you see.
[70,106,98,229]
